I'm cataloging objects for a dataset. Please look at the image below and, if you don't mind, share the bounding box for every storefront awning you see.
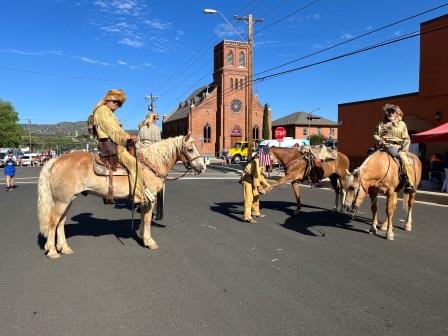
[411,122,448,143]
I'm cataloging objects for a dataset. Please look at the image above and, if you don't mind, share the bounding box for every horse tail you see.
[38,158,57,238]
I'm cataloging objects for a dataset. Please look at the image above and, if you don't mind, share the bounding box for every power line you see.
[255,23,448,81]
[0,65,161,86]
[254,0,320,35]
[255,2,448,77]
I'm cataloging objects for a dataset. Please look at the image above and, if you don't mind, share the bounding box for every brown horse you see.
[267,147,350,212]
[343,150,422,240]
[37,134,206,259]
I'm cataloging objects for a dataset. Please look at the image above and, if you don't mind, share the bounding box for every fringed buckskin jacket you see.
[93,105,130,146]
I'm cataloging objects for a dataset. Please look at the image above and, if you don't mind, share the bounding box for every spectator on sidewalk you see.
[442,150,448,193]
[4,150,17,191]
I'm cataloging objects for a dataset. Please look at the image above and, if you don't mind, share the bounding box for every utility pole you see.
[234,14,263,158]
[144,93,158,114]
[27,119,32,153]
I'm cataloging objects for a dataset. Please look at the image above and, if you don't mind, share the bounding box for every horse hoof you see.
[380,225,387,231]
[61,246,74,255]
[369,228,377,235]
[294,209,301,214]
[47,250,61,259]
[386,234,395,241]
[144,239,159,250]
[405,224,412,232]
[148,243,159,250]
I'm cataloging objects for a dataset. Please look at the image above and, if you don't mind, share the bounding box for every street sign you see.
[275,127,286,141]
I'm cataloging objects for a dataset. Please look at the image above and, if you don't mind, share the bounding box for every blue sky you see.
[0,0,447,130]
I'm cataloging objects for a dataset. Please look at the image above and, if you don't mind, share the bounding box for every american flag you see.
[258,145,272,167]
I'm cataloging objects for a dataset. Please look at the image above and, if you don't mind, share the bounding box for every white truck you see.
[258,137,310,148]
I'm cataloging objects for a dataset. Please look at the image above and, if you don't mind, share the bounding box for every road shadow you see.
[36,212,166,250]
[210,201,245,222]
[280,209,367,237]
[210,200,370,237]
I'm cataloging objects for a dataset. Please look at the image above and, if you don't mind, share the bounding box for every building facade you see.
[163,40,271,157]
[272,111,339,140]
[338,15,448,168]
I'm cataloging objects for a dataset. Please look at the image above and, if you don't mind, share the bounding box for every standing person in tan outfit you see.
[242,155,271,223]
[92,89,152,205]
[138,111,164,219]
[374,103,415,193]
[138,112,161,145]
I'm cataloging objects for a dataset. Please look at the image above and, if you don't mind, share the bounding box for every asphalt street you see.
[0,165,447,336]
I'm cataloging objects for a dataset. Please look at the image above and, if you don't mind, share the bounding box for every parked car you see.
[20,153,39,166]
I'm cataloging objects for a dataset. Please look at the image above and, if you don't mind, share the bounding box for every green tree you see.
[0,99,23,147]
[262,103,270,140]
[309,134,326,146]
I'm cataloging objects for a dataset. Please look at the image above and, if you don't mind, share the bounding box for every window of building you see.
[203,123,211,143]
[317,127,322,136]
[303,128,308,136]
[230,78,234,89]
[239,78,244,90]
[329,128,335,137]
[252,125,259,140]
[239,51,245,67]
[227,51,234,66]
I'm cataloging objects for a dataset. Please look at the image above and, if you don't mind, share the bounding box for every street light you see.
[203,9,246,42]
[307,107,323,140]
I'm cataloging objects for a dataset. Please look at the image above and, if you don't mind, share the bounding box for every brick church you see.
[162,40,271,157]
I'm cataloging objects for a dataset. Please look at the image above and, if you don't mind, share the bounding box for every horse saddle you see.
[310,145,337,161]
[92,153,128,176]
[91,153,129,204]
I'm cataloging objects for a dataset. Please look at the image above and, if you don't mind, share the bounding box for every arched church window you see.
[239,79,244,90]
[239,51,245,67]
[230,78,234,89]
[252,125,259,140]
[203,123,211,143]
[227,51,234,66]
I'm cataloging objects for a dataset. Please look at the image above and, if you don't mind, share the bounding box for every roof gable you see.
[272,111,338,126]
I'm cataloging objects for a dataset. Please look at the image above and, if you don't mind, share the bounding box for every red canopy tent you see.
[411,122,448,143]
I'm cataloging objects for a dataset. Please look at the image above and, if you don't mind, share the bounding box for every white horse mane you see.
[140,136,184,170]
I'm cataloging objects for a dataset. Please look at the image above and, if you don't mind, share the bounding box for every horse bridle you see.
[350,169,368,211]
[179,141,202,171]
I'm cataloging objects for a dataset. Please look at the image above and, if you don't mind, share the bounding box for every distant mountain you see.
[20,121,88,136]
[20,121,138,135]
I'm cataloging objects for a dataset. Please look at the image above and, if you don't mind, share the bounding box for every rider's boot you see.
[403,165,415,194]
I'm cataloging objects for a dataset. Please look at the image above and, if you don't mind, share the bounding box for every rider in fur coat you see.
[93,89,153,205]
[373,103,415,193]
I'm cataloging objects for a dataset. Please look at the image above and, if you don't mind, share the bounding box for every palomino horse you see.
[37,134,206,258]
[343,150,422,240]
[267,147,350,212]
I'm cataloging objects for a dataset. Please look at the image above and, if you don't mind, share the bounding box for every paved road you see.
[0,166,447,336]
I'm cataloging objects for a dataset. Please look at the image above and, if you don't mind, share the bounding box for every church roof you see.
[272,111,339,127]
[165,84,215,122]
